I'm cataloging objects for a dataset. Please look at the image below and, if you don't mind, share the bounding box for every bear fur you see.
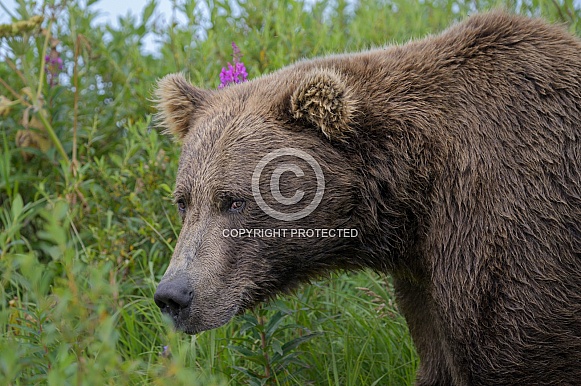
[153,11,581,385]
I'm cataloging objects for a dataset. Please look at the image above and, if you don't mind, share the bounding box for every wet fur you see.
[155,11,581,385]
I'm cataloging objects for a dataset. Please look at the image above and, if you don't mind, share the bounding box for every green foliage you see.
[0,0,579,384]
[228,302,322,385]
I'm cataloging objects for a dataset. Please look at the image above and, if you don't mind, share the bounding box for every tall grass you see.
[1,0,580,384]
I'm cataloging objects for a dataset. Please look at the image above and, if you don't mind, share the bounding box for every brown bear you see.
[153,11,581,385]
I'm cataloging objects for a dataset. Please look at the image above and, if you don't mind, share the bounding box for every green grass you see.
[1,0,580,384]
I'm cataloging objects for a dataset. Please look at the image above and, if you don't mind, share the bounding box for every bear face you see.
[153,72,367,334]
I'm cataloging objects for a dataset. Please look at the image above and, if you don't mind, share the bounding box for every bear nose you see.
[154,275,193,313]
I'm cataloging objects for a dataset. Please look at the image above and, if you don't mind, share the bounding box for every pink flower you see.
[219,42,248,89]
[45,50,63,87]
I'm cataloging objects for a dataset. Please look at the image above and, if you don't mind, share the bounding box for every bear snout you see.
[154,275,193,321]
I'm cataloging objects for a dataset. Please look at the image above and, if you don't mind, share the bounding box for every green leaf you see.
[11,194,23,220]
[272,339,283,357]
[281,332,322,353]
[52,200,69,222]
[232,366,263,379]
[141,0,157,25]
[265,311,286,340]
[228,345,267,366]
[160,183,173,194]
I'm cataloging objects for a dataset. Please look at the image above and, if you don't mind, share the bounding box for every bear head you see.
[152,69,369,334]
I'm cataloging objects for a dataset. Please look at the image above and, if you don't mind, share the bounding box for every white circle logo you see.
[252,148,325,221]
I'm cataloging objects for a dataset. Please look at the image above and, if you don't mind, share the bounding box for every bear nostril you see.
[154,276,194,313]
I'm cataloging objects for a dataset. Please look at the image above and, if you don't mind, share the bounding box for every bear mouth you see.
[163,304,240,335]
[159,304,189,331]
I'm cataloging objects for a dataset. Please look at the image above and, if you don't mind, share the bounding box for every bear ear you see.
[290,68,357,141]
[153,73,211,140]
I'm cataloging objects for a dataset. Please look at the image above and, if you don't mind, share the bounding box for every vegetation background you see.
[0,0,579,384]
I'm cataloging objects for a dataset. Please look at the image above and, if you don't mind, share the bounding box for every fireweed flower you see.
[219,42,248,89]
[45,49,63,87]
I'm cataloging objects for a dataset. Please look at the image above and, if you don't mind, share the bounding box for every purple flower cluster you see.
[45,51,63,87]
[219,42,248,89]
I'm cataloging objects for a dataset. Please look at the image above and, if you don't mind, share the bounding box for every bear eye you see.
[176,198,187,215]
[229,199,245,213]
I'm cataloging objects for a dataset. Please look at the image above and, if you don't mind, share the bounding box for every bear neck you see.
[318,52,453,280]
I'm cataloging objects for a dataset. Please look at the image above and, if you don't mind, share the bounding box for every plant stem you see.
[36,110,70,166]
[258,315,272,381]
[36,19,52,100]
[35,18,70,167]
[72,32,81,175]
[0,77,30,106]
